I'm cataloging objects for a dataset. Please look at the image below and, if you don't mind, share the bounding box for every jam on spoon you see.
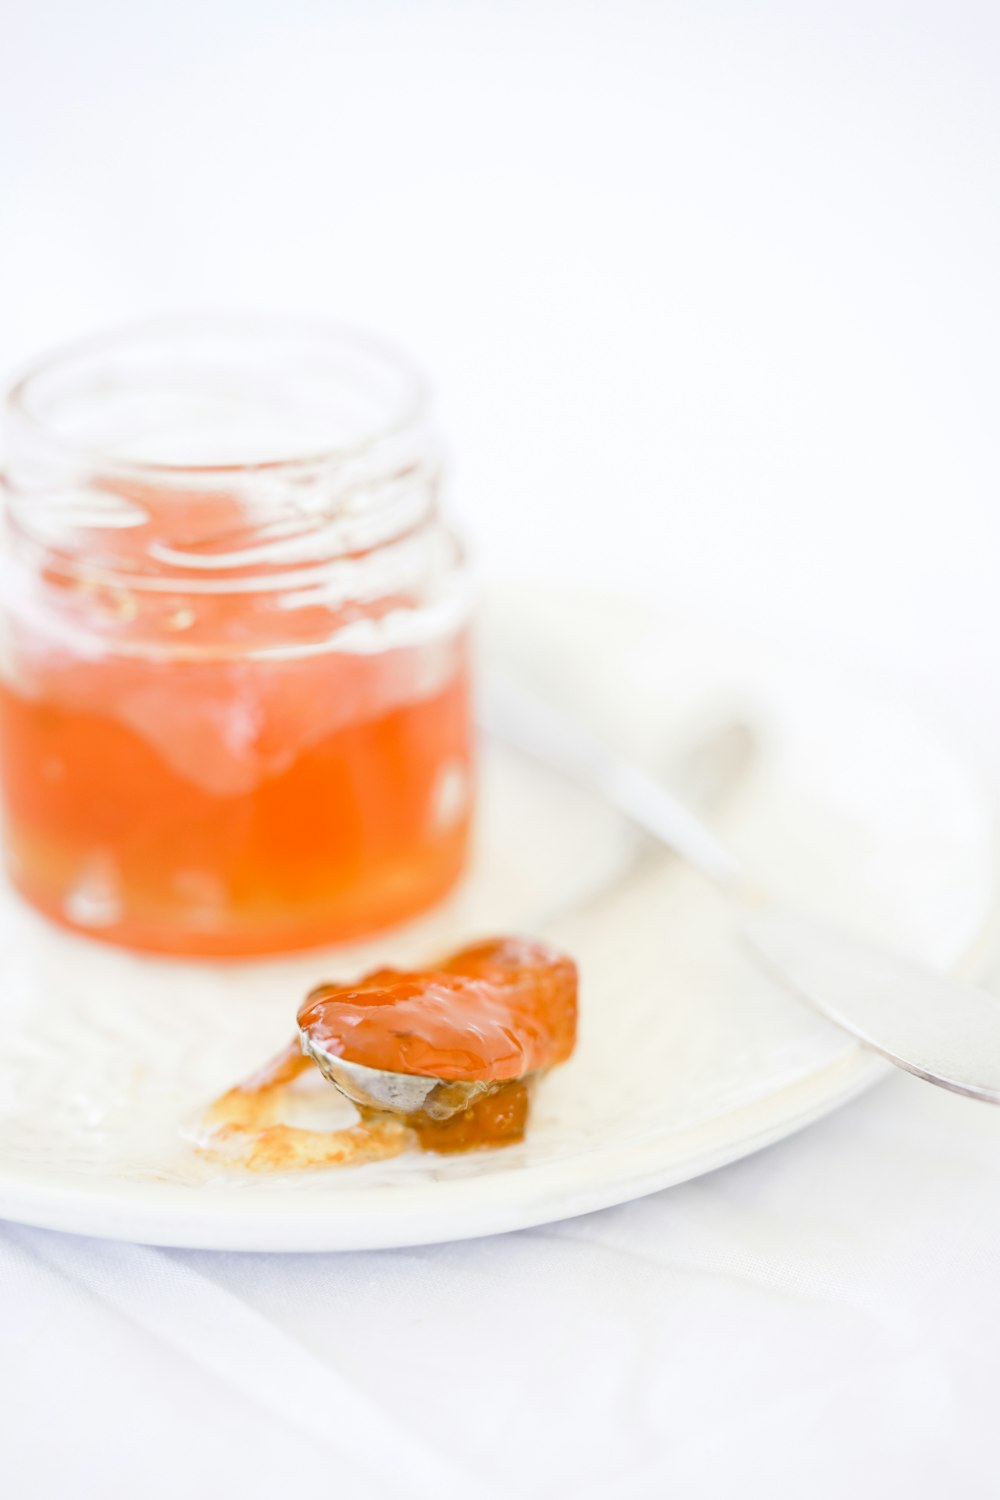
[201,936,578,1170]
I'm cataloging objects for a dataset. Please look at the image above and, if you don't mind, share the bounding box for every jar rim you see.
[4,312,430,479]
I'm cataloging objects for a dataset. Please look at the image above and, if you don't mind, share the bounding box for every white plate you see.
[0,591,994,1251]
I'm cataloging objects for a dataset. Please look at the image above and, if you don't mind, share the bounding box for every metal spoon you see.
[299,1031,497,1120]
[480,671,1000,1106]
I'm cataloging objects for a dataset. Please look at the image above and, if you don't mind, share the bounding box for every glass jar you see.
[0,317,474,956]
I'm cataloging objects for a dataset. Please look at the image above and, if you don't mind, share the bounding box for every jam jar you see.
[0,317,474,956]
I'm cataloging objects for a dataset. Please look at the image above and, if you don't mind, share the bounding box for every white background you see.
[4,6,1000,1497]
[4,0,1000,749]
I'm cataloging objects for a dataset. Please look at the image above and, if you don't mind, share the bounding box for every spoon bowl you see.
[299,1030,497,1120]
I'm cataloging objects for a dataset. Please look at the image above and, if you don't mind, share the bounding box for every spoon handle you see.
[482,671,1000,1107]
[478,672,746,892]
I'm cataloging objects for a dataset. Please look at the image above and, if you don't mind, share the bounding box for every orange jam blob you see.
[298,936,579,1082]
[409,1078,531,1152]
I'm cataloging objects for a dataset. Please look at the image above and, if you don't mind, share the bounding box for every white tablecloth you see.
[7,1048,1000,1499]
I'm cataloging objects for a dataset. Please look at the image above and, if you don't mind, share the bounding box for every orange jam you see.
[0,318,473,955]
[299,936,579,1080]
[408,1079,532,1152]
[0,633,472,956]
[203,937,578,1168]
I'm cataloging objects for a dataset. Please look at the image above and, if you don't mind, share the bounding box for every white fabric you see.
[5,1058,1000,1499]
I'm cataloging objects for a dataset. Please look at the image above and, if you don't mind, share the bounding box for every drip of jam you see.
[405,1079,531,1153]
[298,936,578,1082]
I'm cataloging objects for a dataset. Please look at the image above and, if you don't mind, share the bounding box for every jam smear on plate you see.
[202,936,578,1167]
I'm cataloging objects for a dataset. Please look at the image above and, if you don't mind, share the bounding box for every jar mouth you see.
[2,314,443,593]
[5,313,429,476]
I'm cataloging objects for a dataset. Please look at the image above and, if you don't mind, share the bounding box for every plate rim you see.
[0,1047,894,1250]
